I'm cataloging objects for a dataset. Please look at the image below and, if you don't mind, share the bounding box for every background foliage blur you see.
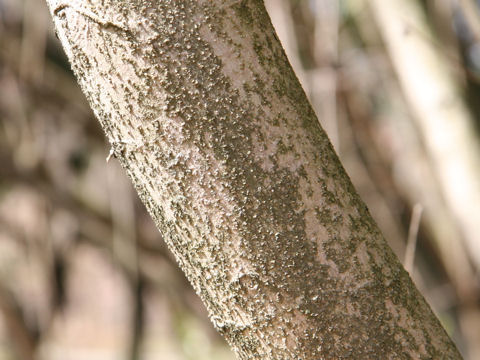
[1,0,480,359]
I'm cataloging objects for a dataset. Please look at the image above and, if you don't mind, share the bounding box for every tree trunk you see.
[45,0,461,358]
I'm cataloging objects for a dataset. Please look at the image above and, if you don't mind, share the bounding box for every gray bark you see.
[45,0,461,358]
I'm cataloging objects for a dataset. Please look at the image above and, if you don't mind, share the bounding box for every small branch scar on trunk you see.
[106,140,149,163]
[106,147,115,163]
[53,3,130,33]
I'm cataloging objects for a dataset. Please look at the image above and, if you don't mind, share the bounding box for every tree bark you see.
[45,0,461,358]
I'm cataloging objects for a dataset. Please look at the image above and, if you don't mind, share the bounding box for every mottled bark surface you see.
[46,0,461,358]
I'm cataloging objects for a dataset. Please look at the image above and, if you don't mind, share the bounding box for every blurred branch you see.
[311,0,340,150]
[458,0,480,43]
[369,0,480,278]
[0,284,38,360]
[20,0,48,83]
[404,203,423,274]
[399,20,480,84]
[128,276,145,360]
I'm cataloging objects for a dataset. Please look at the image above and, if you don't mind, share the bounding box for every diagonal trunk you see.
[45,0,461,358]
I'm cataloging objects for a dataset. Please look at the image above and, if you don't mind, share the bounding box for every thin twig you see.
[404,203,423,274]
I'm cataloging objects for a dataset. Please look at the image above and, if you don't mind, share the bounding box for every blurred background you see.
[1,0,480,359]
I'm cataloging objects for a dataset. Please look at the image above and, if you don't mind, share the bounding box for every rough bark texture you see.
[46,0,461,358]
